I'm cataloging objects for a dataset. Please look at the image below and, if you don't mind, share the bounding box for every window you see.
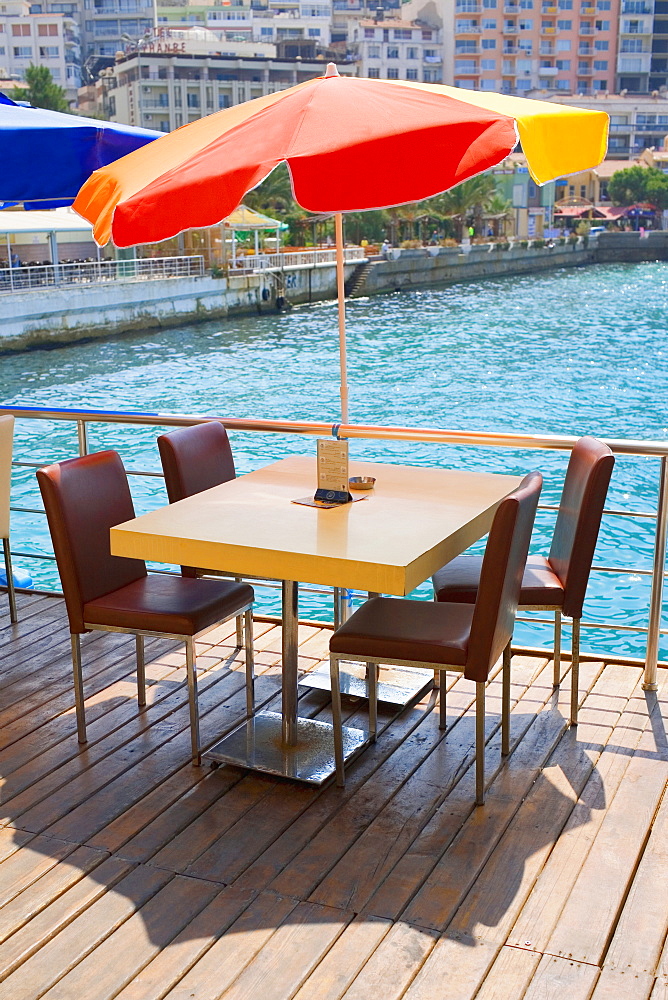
[518,39,533,50]
[12,23,31,35]
[422,30,433,38]
[556,37,571,47]
[455,77,476,86]
[308,27,320,35]
[517,77,532,87]
[483,0,498,8]
[456,19,478,30]
[38,23,59,35]
[364,27,375,37]
[480,77,499,87]
[558,0,572,6]
[407,46,418,58]
[482,37,497,46]
[595,38,609,48]
[368,66,380,77]
[481,57,496,66]
[556,77,570,86]
[39,45,59,56]
[619,57,642,70]
[520,0,534,7]
[517,56,532,69]
[557,19,572,27]
[387,46,399,57]
[620,38,641,50]
[596,0,610,7]
[482,17,497,26]
[593,77,607,88]
[406,67,418,78]
[555,57,570,66]
[456,39,478,51]
[593,58,607,67]
[387,66,399,77]
[394,28,412,38]
[13,46,33,56]
[260,26,272,35]
[456,58,478,69]
[368,44,380,56]
[519,18,533,27]
[595,18,610,27]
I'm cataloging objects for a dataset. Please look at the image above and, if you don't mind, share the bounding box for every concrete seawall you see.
[2,231,667,352]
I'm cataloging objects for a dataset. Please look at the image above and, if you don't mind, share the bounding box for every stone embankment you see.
[2,231,667,352]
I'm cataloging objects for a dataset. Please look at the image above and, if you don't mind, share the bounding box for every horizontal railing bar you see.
[517,613,661,634]
[2,406,668,459]
[540,503,657,519]
[11,550,57,560]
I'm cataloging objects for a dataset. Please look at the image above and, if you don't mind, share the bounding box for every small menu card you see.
[314,438,352,505]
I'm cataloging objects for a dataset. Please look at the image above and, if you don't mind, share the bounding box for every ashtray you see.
[349,476,376,491]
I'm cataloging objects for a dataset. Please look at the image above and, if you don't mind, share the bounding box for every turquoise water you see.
[3,260,668,658]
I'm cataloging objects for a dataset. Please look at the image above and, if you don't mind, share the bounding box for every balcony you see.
[503,44,520,52]
[579,24,595,33]
[539,64,559,73]
[542,3,557,10]
[541,25,557,33]
[578,44,593,53]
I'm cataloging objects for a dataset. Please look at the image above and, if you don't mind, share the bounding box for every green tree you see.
[13,64,70,112]
[431,174,498,239]
[608,164,668,208]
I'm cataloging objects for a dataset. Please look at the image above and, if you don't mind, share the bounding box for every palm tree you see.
[434,174,498,240]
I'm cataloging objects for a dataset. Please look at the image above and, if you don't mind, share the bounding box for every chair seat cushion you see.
[84,574,253,636]
[330,596,474,667]
[433,554,565,609]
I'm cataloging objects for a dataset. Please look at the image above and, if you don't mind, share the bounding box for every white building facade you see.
[0,0,81,98]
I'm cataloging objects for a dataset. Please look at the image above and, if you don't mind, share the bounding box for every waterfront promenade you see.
[2,231,667,353]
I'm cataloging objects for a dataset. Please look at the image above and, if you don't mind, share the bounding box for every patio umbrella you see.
[73,65,608,421]
[0,97,162,209]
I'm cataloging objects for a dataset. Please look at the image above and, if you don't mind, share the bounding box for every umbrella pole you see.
[335,212,348,424]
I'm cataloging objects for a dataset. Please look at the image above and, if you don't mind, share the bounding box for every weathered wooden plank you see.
[0,863,170,999]
[543,726,668,965]
[522,954,599,1000]
[213,900,351,1000]
[0,856,133,982]
[507,665,658,954]
[291,914,392,1000]
[0,834,75,909]
[38,874,221,1000]
[340,920,437,1000]
[590,968,655,1000]
[473,945,541,1000]
[112,886,258,1000]
[160,890,299,1000]
[0,845,109,947]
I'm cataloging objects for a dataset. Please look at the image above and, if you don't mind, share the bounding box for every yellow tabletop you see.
[111,456,522,595]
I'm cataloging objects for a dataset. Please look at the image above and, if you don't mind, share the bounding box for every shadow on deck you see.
[0,591,667,1000]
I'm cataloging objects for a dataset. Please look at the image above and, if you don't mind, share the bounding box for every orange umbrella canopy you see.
[74,65,608,248]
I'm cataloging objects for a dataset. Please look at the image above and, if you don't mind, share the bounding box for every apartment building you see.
[0,0,81,98]
[347,10,443,81]
[90,44,352,128]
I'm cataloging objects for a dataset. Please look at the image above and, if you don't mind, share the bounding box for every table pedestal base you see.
[203,711,367,786]
[299,663,434,708]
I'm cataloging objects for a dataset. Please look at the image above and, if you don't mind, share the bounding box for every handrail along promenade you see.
[2,405,666,691]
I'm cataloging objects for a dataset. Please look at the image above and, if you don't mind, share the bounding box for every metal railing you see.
[228,246,365,273]
[2,405,666,690]
[0,256,205,294]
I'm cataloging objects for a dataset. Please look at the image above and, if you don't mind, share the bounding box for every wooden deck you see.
[1,590,667,1000]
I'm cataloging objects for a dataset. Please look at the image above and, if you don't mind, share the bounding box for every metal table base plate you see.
[203,711,368,786]
[299,663,434,708]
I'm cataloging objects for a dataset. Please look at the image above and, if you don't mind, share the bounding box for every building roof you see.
[0,207,93,235]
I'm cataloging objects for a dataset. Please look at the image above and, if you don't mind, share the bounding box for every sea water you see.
[3,260,667,658]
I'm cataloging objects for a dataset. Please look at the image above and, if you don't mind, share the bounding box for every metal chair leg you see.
[553,609,562,687]
[439,670,447,730]
[70,633,87,744]
[235,578,243,648]
[244,608,255,717]
[475,681,485,806]
[330,654,345,786]
[570,617,580,726]
[368,661,378,741]
[502,642,511,756]
[135,634,146,707]
[2,537,17,624]
[185,636,201,765]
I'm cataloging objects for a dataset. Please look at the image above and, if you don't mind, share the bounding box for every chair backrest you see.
[548,436,614,620]
[157,421,235,504]
[0,415,13,539]
[466,471,543,682]
[37,450,146,633]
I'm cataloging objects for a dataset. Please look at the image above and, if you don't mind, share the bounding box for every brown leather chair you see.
[432,437,614,726]
[157,421,247,646]
[36,449,254,764]
[329,471,542,804]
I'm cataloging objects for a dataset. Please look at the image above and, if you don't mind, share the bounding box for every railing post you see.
[644,454,668,690]
[76,419,88,457]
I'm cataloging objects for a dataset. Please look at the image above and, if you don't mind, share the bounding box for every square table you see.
[110,455,522,785]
